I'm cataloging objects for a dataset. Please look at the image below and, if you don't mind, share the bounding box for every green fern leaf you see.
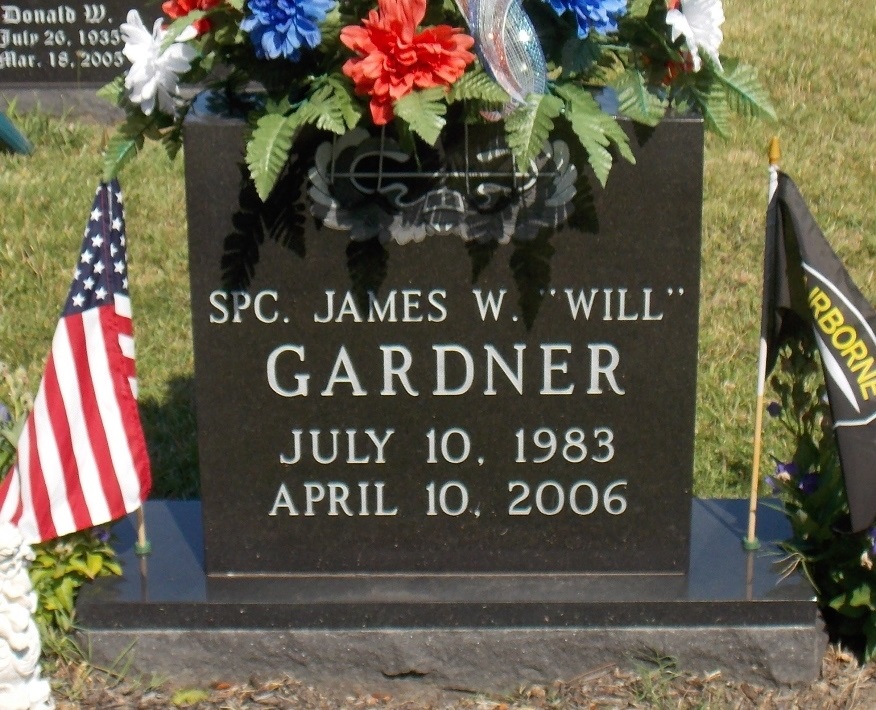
[97,77,126,106]
[504,93,564,167]
[697,84,731,138]
[447,67,510,104]
[559,37,601,77]
[628,0,652,17]
[554,83,634,187]
[299,79,363,134]
[712,59,777,122]
[394,88,447,145]
[246,112,298,201]
[325,76,363,130]
[102,114,157,181]
[612,68,666,126]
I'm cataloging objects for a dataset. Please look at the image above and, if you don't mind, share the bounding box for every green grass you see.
[1,0,873,499]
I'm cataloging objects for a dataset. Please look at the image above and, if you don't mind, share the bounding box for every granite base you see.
[77,499,826,690]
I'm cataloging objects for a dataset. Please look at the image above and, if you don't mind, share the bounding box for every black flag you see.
[762,172,876,531]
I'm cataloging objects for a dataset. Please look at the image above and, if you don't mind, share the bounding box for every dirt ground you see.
[50,644,876,709]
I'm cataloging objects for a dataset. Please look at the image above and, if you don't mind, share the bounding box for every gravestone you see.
[185,105,702,584]
[0,1,154,119]
[77,98,824,688]
[0,1,153,85]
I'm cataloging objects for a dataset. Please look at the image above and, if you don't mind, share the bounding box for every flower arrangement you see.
[768,336,876,659]
[100,0,774,200]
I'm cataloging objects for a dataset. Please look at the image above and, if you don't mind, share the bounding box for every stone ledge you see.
[81,624,826,690]
[77,499,826,688]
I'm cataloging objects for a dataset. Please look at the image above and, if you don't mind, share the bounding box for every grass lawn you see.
[1,0,873,500]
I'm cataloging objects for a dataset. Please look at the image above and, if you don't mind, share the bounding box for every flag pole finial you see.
[768,136,781,166]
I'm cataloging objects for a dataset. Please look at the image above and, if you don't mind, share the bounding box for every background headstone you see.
[0,1,154,86]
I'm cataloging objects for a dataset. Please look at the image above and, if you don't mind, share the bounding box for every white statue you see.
[0,524,54,709]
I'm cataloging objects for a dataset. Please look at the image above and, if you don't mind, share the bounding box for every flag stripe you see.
[42,353,94,532]
[23,411,57,541]
[30,379,76,537]
[115,293,132,319]
[52,321,114,525]
[68,311,128,520]
[89,308,145,512]
[0,465,21,523]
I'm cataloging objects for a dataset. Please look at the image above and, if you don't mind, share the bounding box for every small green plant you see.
[767,334,876,658]
[0,362,32,473]
[0,360,123,658]
[29,529,122,636]
[629,651,682,708]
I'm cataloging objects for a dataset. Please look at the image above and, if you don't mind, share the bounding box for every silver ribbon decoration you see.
[454,0,548,106]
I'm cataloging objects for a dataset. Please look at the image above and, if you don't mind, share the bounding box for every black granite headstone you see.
[0,1,153,85]
[184,101,703,580]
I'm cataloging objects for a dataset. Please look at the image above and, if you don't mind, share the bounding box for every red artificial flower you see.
[340,0,476,125]
[162,0,222,35]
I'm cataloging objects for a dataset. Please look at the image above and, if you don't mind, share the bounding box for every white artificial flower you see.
[120,10,198,116]
[665,0,724,72]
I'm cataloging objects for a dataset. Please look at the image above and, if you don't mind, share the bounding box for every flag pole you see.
[134,506,151,555]
[743,136,781,551]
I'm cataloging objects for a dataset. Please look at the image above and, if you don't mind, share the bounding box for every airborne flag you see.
[763,172,876,532]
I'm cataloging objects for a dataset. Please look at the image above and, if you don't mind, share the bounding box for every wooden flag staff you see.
[743,136,781,551]
[134,507,151,555]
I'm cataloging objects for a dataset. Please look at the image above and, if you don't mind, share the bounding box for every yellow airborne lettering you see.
[818,307,844,335]
[809,287,831,316]
[808,286,876,401]
[851,357,876,384]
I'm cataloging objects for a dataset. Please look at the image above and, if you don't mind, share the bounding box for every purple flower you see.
[798,472,819,495]
[92,526,111,543]
[542,0,627,38]
[0,403,10,424]
[766,401,782,417]
[766,461,797,493]
[867,528,876,556]
[776,461,798,477]
[242,0,335,60]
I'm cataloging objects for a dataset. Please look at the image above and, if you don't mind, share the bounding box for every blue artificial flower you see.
[0,403,10,424]
[242,0,335,61]
[542,0,627,38]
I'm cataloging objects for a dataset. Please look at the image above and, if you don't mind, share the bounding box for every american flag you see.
[0,180,151,544]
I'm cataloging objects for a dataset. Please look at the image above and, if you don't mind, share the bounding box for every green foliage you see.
[554,82,635,186]
[245,112,299,201]
[710,59,777,123]
[103,112,171,182]
[768,336,876,659]
[0,362,31,476]
[504,93,564,167]
[30,530,122,637]
[297,77,363,135]
[447,66,511,104]
[612,68,667,127]
[171,688,211,706]
[394,88,447,145]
